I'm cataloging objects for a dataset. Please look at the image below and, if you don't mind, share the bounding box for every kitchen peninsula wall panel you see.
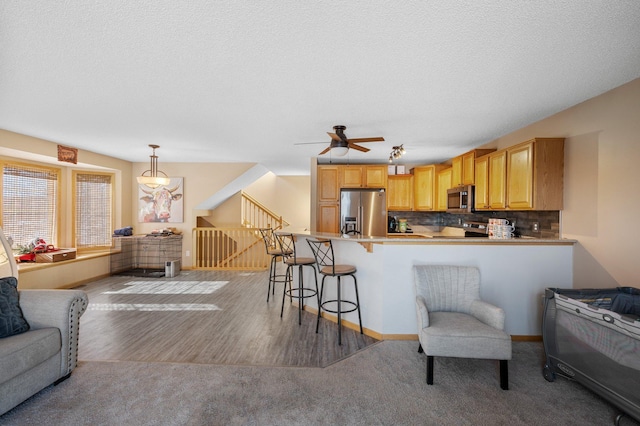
[288,232,574,337]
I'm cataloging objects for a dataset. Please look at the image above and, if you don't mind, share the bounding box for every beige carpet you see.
[1,341,637,425]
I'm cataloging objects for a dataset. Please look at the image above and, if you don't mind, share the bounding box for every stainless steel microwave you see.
[447,185,474,213]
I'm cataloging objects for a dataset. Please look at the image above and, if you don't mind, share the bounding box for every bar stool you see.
[307,238,363,345]
[275,233,319,325]
[259,228,290,302]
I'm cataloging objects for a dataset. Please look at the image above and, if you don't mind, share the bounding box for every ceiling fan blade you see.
[294,141,328,145]
[346,137,385,143]
[348,143,370,152]
[319,146,331,155]
[327,132,342,142]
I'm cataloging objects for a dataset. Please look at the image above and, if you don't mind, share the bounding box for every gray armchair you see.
[413,265,512,390]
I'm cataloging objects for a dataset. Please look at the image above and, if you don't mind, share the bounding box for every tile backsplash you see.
[388,211,560,239]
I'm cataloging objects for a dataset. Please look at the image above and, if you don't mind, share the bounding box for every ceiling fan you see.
[297,125,385,156]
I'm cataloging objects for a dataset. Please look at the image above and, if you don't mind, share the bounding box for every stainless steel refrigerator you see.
[340,188,387,237]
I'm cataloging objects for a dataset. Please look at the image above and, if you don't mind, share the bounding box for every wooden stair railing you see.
[193,193,290,270]
[193,227,267,270]
[241,191,289,231]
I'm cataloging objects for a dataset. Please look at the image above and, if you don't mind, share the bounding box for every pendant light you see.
[137,144,170,188]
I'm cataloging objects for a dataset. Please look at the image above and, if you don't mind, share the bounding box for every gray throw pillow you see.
[0,276,30,338]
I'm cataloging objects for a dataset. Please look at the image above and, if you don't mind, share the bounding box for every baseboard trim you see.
[293,303,542,342]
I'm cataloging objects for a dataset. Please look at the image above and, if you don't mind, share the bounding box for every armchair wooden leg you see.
[500,360,509,390]
[418,343,423,353]
[427,356,434,385]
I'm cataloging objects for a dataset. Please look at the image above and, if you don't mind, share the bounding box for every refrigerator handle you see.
[358,204,363,235]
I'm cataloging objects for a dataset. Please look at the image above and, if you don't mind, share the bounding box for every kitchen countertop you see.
[286,226,575,245]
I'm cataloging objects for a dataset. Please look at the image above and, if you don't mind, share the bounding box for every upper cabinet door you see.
[413,165,446,211]
[339,165,387,188]
[318,166,339,202]
[387,175,413,211]
[437,167,452,211]
[364,165,387,188]
[488,150,507,209]
[462,151,476,185]
[506,142,534,209]
[474,155,489,210]
[451,156,463,187]
[340,165,364,188]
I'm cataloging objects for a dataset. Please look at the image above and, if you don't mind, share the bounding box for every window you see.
[1,162,60,249]
[73,172,114,250]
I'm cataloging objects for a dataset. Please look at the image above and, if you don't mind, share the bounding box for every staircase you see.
[193,192,289,270]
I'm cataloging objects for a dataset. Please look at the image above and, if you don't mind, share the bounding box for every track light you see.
[389,145,406,163]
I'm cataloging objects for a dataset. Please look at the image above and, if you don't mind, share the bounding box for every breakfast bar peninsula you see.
[284,230,575,339]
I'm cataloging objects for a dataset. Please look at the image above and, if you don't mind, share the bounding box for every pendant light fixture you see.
[137,144,170,188]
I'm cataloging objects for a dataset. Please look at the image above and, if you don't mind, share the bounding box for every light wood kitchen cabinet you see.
[506,142,534,210]
[316,164,389,233]
[412,164,447,211]
[339,165,387,188]
[475,138,564,211]
[474,154,490,209]
[451,156,463,187]
[506,138,564,210]
[387,175,413,211]
[452,149,497,187]
[317,166,340,232]
[340,165,364,188]
[437,167,452,211]
[317,203,339,233]
[488,150,508,209]
[318,166,339,202]
[364,165,388,188]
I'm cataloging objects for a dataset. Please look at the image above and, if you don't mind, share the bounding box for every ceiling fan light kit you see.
[137,144,170,188]
[308,125,385,156]
[332,145,349,157]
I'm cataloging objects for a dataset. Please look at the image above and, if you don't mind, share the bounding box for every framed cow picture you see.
[138,177,184,223]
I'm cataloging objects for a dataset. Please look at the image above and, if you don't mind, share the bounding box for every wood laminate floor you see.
[76,269,378,367]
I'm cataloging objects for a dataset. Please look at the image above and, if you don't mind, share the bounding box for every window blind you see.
[74,173,113,249]
[2,164,59,248]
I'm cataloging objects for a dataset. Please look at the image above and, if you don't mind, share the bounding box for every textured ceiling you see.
[1,1,640,175]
